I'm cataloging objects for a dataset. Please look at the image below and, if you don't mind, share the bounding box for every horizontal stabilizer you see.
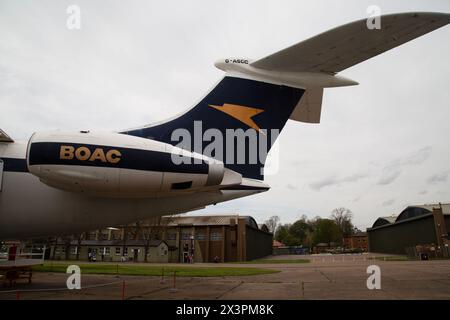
[0,129,13,143]
[251,12,450,73]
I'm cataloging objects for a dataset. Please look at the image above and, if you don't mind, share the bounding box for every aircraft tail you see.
[122,76,305,180]
[123,12,450,181]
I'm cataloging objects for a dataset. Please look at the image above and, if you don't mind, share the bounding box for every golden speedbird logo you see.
[208,103,264,133]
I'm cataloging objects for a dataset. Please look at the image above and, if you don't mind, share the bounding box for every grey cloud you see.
[418,190,428,195]
[385,146,432,170]
[382,198,396,207]
[309,176,338,191]
[377,146,432,186]
[427,171,449,185]
[377,170,401,185]
[309,173,368,191]
[286,184,297,190]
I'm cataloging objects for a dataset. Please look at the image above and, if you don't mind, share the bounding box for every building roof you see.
[66,239,167,247]
[273,240,285,247]
[315,242,340,247]
[370,203,450,230]
[372,216,397,228]
[414,203,450,214]
[160,215,260,229]
[394,203,449,223]
[345,232,367,238]
[316,243,329,247]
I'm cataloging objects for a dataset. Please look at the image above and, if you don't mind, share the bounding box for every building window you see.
[123,247,128,256]
[196,234,206,241]
[210,233,222,241]
[181,233,191,240]
[112,232,121,240]
[101,233,109,240]
[167,233,177,240]
[70,247,78,255]
[115,247,121,255]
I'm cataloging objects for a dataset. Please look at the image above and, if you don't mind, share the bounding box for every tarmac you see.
[1,254,449,300]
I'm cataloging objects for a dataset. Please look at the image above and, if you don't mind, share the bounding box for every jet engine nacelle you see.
[26,131,227,197]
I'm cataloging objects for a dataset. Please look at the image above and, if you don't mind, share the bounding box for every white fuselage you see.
[0,137,267,240]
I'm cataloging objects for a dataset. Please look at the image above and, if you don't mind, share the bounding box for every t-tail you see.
[122,12,450,181]
[123,76,304,180]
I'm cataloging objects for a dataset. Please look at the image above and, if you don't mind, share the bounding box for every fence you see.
[0,269,179,300]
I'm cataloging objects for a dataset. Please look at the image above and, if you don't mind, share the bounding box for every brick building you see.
[343,232,368,251]
[47,214,273,263]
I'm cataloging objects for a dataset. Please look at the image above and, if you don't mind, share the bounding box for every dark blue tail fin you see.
[122,76,304,180]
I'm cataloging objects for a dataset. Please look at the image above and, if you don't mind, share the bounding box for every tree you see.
[265,216,280,234]
[288,217,311,244]
[274,215,317,247]
[75,233,83,260]
[283,233,302,246]
[63,236,72,261]
[353,227,362,234]
[331,207,354,237]
[312,219,342,247]
[121,224,129,258]
[303,229,314,248]
[140,215,174,262]
[50,237,58,260]
[274,224,290,243]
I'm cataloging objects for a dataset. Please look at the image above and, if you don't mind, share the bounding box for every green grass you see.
[369,256,450,262]
[231,259,310,264]
[33,263,279,277]
[369,256,411,261]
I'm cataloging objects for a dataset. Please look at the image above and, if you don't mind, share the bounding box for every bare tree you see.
[140,215,174,262]
[120,223,141,261]
[265,215,280,234]
[63,236,72,261]
[121,224,128,258]
[331,207,354,237]
[141,217,158,263]
[75,233,83,260]
[50,236,58,260]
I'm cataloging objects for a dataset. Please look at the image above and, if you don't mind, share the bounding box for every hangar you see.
[367,203,450,256]
[45,214,273,263]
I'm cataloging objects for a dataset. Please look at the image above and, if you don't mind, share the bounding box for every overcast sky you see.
[1,0,449,230]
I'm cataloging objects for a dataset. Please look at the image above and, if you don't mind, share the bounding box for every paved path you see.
[1,255,449,300]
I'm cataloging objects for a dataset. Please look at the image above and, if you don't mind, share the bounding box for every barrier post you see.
[121,281,125,300]
[160,268,165,284]
[169,271,177,293]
